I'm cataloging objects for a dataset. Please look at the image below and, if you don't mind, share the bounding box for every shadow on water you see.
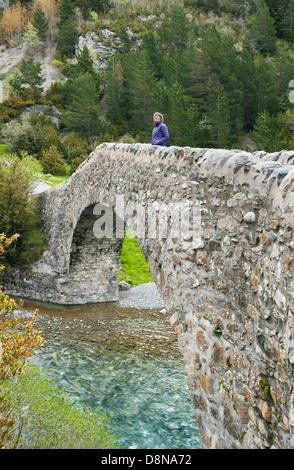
[16,298,202,450]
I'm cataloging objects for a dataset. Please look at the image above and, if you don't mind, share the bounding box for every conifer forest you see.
[1,0,294,156]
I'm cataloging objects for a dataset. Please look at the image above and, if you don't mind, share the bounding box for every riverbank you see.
[118,282,165,310]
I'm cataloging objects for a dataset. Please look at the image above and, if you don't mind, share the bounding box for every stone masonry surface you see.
[4,143,294,449]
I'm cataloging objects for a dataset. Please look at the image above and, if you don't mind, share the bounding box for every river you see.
[16,287,201,450]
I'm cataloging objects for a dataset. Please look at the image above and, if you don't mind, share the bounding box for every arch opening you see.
[67,203,124,304]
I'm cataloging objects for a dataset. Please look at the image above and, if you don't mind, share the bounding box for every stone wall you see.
[4,143,294,448]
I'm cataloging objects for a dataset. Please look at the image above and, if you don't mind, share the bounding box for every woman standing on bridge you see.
[151,112,169,146]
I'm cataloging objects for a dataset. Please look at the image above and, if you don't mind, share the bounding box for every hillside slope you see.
[0,41,65,102]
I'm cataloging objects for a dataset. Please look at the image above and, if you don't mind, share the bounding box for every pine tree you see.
[164,82,200,147]
[254,53,279,116]
[140,31,164,79]
[181,38,205,106]
[182,26,243,134]
[119,26,132,54]
[89,0,109,14]
[9,58,45,98]
[282,0,294,43]
[57,0,74,25]
[251,109,282,151]
[238,38,259,130]
[69,45,97,79]
[103,54,125,129]
[56,20,78,58]
[126,50,156,137]
[62,73,103,137]
[158,5,189,54]
[32,2,48,43]
[265,0,288,38]
[272,44,294,107]
[201,75,232,148]
[22,25,43,56]
[169,5,189,53]
[249,0,277,54]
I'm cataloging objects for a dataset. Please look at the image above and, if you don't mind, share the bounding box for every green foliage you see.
[251,108,294,151]
[0,144,8,155]
[96,4,294,147]
[58,0,75,25]
[22,26,43,56]
[2,364,119,449]
[70,154,88,174]
[124,49,156,137]
[119,25,132,53]
[0,92,30,125]
[249,0,277,54]
[45,81,66,108]
[56,20,79,58]
[159,5,189,53]
[140,31,164,79]
[9,58,45,99]
[32,2,48,43]
[2,113,65,160]
[266,0,288,38]
[103,54,126,127]
[68,45,98,79]
[251,109,281,151]
[61,73,104,137]
[63,131,90,164]
[259,378,271,401]
[282,0,294,43]
[4,0,294,151]
[0,236,44,449]
[200,75,233,148]
[40,145,67,175]
[0,153,47,268]
[32,122,66,159]
[118,229,153,287]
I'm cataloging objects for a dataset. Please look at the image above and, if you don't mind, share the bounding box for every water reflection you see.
[16,299,201,449]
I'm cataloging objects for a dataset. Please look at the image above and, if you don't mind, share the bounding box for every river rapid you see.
[15,283,201,450]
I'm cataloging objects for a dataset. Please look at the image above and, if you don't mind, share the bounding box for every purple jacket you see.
[151,121,169,146]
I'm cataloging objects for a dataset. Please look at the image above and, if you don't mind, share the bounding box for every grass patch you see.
[118,229,153,287]
[43,164,71,185]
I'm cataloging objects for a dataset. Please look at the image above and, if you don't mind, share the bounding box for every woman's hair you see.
[153,112,164,122]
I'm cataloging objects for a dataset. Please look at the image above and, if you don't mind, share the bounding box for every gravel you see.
[118,282,165,310]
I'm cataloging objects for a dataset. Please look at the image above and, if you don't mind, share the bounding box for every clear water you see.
[17,300,202,450]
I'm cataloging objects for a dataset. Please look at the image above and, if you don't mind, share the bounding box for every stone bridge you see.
[6,142,294,449]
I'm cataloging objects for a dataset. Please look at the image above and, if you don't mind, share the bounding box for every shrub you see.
[2,113,65,159]
[40,145,66,175]
[1,116,35,155]
[45,81,66,108]
[70,154,88,174]
[32,124,65,158]
[95,131,117,145]
[0,153,47,268]
[0,92,27,125]
[0,233,44,448]
[2,364,119,449]
[63,131,90,163]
